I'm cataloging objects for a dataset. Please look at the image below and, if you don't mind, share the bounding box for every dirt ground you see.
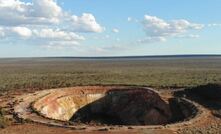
[0,123,178,134]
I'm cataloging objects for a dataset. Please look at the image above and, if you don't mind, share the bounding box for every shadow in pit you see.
[70,88,196,126]
[174,84,221,118]
[70,88,173,126]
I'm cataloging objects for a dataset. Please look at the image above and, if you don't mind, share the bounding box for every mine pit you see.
[70,89,172,125]
[29,86,198,127]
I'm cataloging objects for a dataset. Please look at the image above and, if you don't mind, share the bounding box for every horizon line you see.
[1,54,221,59]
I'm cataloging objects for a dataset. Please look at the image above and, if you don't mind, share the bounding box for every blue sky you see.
[0,0,221,57]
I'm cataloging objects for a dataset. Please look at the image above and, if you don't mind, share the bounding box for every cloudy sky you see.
[0,0,221,57]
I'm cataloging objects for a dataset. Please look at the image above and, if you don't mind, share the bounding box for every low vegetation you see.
[0,108,11,128]
[0,57,221,92]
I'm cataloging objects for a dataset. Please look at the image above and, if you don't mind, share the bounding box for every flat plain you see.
[0,56,221,92]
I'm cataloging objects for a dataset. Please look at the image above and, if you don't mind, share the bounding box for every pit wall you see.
[32,87,200,126]
[168,98,199,124]
[33,93,105,121]
[33,95,198,124]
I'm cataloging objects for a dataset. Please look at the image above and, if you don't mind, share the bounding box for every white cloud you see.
[0,0,103,49]
[128,17,132,22]
[138,37,166,44]
[31,0,62,18]
[44,40,81,50]
[112,28,119,33]
[0,26,32,38]
[11,27,32,38]
[0,26,85,46]
[176,34,200,39]
[143,15,204,37]
[32,29,85,47]
[0,0,103,33]
[67,13,104,33]
[127,17,139,23]
[33,29,85,41]
[0,27,5,37]
[0,0,62,25]
[140,15,204,43]
[208,23,221,27]
[0,0,28,11]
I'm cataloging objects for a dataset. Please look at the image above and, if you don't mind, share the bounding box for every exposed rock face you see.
[33,87,172,125]
[33,93,105,121]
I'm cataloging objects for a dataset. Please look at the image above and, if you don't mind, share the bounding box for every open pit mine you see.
[11,86,207,132]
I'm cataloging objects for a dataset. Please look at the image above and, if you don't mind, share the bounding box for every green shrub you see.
[0,116,11,128]
[0,108,11,128]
